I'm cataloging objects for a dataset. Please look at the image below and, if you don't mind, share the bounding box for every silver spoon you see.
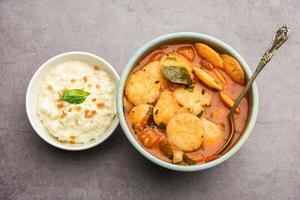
[216,25,291,156]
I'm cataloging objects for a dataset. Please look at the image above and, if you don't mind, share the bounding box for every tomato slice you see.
[149,51,164,61]
[134,115,150,131]
[177,46,195,61]
[138,129,161,148]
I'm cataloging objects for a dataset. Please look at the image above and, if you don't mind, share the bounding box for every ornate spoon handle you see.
[217,25,291,155]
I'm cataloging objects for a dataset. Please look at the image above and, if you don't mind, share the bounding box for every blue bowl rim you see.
[117,32,259,172]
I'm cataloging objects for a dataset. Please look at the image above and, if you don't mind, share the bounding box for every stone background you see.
[1,0,299,199]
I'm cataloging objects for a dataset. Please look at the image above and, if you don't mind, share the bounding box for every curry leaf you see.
[61,89,90,104]
[161,65,192,85]
[157,122,166,129]
[148,106,155,128]
[148,117,155,128]
[183,154,196,165]
[197,110,204,118]
[185,85,194,92]
[159,141,173,159]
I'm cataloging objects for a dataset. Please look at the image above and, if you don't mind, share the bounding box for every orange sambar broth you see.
[123,43,249,164]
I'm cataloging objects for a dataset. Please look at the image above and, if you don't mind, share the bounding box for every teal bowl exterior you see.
[117,32,259,172]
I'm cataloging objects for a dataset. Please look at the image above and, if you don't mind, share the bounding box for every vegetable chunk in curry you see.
[123,43,249,165]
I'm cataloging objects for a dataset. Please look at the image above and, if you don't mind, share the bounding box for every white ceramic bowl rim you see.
[26,51,120,151]
[117,32,259,171]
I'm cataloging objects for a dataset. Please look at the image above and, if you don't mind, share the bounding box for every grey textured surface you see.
[0,0,299,199]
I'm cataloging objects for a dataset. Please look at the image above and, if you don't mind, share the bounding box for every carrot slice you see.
[219,93,240,113]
